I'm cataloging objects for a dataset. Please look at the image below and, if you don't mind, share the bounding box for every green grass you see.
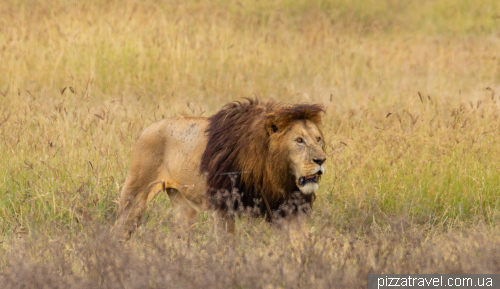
[1,0,500,287]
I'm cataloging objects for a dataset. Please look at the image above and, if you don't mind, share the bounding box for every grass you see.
[1,0,500,287]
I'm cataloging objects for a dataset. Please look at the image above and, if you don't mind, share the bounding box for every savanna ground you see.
[1,0,500,288]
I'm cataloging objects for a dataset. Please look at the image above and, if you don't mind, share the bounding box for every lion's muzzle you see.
[296,164,325,194]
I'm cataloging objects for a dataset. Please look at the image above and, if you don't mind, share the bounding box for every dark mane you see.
[199,98,324,219]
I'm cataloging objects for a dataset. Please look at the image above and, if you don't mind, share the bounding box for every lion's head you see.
[200,98,326,219]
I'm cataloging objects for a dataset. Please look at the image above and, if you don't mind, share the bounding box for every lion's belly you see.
[153,117,209,210]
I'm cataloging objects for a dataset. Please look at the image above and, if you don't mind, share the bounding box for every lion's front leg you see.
[213,210,235,243]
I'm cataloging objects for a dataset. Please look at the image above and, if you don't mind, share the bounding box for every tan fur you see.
[116,99,326,239]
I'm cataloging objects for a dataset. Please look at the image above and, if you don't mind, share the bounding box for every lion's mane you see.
[200,98,324,219]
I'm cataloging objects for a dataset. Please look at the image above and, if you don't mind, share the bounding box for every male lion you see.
[117,98,326,239]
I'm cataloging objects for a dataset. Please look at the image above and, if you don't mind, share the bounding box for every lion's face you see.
[282,119,326,195]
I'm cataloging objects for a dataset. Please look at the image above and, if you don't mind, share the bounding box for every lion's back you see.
[129,117,209,195]
[147,116,209,171]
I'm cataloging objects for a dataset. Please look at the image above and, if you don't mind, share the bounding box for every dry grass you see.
[1,223,500,288]
[1,0,500,287]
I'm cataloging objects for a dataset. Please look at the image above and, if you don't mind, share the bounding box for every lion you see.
[116,98,326,239]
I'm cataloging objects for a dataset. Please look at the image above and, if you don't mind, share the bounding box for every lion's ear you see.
[265,113,278,136]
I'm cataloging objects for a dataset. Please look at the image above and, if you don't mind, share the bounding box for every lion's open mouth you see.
[298,171,322,187]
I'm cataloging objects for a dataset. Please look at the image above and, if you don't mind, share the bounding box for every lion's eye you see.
[317,136,321,142]
[296,137,304,143]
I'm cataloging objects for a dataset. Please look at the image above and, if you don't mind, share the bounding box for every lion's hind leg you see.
[166,188,199,231]
[116,183,147,240]
[116,179,173,240]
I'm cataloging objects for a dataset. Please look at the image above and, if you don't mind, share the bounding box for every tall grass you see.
[1,0,500,287]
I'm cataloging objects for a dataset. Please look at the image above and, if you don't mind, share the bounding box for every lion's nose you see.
[313,158,326,166]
